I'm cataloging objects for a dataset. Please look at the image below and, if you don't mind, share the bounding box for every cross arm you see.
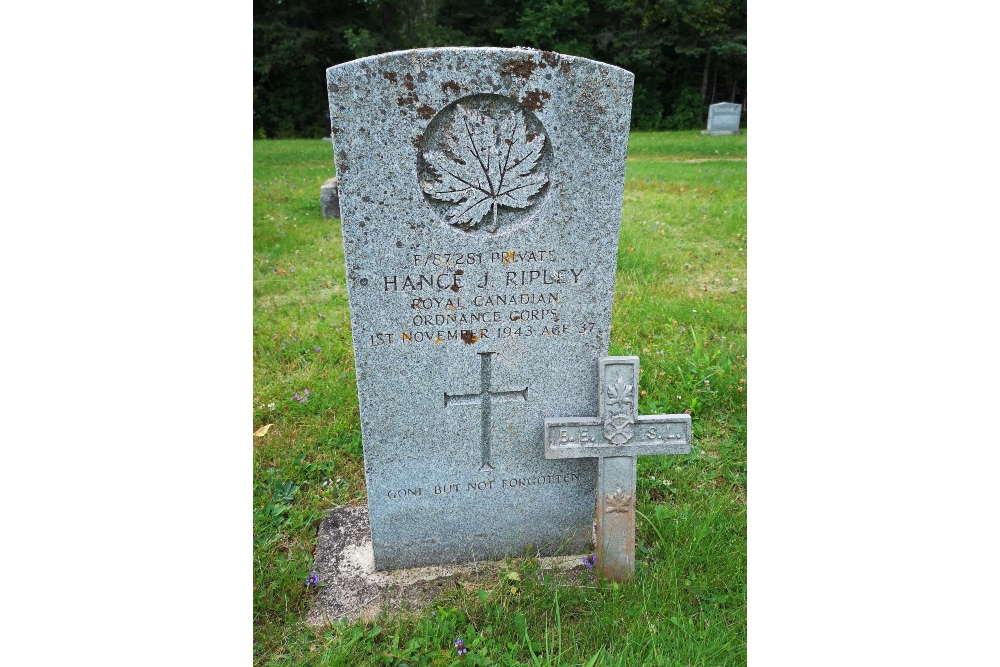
[543,414,692,460]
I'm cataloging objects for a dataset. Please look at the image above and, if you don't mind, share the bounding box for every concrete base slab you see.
[700,130,742,135]
[307,505,592,625]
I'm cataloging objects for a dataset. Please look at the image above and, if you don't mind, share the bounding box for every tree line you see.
[254,0,746,138]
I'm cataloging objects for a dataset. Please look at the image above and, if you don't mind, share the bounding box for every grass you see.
[254,129,747,665]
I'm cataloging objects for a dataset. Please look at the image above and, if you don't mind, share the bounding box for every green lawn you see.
[254,130,747,666]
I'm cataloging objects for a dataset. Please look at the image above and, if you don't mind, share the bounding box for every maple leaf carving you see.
[422,104,548,232]
[605,487,633,514]
[606,375,633,411]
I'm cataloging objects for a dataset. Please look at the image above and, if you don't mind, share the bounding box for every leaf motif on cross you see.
[422,104,548,232]
[605,487,633,514]
[606,375,633,413]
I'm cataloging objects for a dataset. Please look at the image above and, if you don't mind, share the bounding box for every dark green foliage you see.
[254,0,367,137]
[253,0,746,136]
[664,87,705,130]
[497,0,594,56]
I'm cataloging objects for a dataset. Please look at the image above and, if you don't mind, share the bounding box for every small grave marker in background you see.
[702,102,743,136]
[320,177,340,219]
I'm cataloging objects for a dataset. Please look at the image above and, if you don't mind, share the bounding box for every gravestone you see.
[701,102,743,135]
[320,177,340,219]
[327,47,634,570]
[544,356,691,581]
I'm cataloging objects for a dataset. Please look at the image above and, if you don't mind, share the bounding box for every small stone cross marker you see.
[544,356,691,581]
[446,351,528,472]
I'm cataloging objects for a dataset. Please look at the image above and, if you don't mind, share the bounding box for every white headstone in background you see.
[702,102,742,135]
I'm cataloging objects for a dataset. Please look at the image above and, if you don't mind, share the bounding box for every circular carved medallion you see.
[417,94,553,235]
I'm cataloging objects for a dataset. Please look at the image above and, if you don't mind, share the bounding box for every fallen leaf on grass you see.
[254,424,274,437]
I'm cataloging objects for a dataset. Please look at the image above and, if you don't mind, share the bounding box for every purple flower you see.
[582,553,597,570]
[293,391,309,403]
[454,638,467,655]
[305,571,319,587]
[314,347,321,352]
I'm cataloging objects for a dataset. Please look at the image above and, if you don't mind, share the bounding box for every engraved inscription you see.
[382,268,585,291]
[645,425,684,441]
[368,257,596,348]
[546,423,689,452]
[386,472,583,502]
[558,427,598,444]
[387,487,423,499]
[412,250,557,267]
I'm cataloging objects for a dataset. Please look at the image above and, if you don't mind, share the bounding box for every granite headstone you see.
[702,102,742,135]
[327,47,634,570]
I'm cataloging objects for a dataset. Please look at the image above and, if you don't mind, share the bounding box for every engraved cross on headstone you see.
[445,351,528,472]
[544,356,691,581]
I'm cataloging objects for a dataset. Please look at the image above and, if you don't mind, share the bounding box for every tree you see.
[253,0,746,136]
